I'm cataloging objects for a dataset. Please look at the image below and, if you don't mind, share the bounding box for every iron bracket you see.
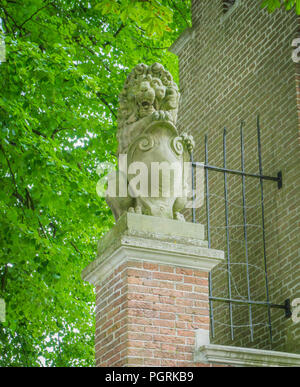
[277,171,283,189]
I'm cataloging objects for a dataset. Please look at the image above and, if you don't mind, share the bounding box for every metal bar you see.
[223,128,234,340]
[192,162,281,184]
[284,299,292,318]
[257,115,273,346]
[193,118,284,346]
[240,122,254,342]
[205,135,211,248]
[277,171,283,189]
[205,135,214,338]
[209,296,290,311]
[190,151,196,224]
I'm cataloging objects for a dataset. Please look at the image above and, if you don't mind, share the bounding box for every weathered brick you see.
[174,0,300,353]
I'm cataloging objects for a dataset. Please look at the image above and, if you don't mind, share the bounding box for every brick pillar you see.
[82,213,224,367]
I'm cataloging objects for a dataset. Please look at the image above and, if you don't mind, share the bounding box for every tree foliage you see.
[261,0,300,13]
[0,0,296,367]
[0,0,191,366]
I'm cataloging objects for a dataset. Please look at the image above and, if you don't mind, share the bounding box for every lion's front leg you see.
[180,132,195,153]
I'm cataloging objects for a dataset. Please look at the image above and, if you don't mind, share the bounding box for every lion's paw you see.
[128,205,142,214]
[174,212,186,222]
[151,110,171,122]
[180,133,195,153]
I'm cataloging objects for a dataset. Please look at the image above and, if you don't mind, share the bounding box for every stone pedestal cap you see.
[82,213,224,285]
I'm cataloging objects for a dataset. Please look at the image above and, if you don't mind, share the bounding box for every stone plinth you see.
[82,213,224,367]
[194,343,300,367]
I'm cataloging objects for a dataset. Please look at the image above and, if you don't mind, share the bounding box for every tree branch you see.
[0,5,21,33]
[0,148,49,238]
[1,264,8,293]
[70,241,81,254]
[25,188,35,210]
[49,222,57,238]
[32,128,47,138]
[169,0,190,27]
[0,143,18,191]
[1,14,11,34]
[98,95,117,118]
[103,23,125,47]
[51,127,72,139]
[37,218,48,239]
[19,2,52,29]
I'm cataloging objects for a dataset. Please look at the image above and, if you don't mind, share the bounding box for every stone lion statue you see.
[106,63,195,221]
[117,63,181,155]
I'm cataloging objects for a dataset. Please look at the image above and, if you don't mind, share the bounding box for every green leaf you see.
[261,0,281,11]
[0,0,190,367]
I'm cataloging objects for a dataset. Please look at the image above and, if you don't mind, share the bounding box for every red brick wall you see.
[173,0,300,353]
[297,17,300,147]
[95,260,222,367]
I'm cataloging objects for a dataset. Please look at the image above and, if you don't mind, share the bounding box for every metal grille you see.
[190,116,291,346]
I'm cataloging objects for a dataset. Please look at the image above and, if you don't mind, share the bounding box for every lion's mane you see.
[116,63,180,154]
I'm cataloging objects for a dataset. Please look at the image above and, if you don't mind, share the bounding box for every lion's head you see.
[117,63,180,130]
